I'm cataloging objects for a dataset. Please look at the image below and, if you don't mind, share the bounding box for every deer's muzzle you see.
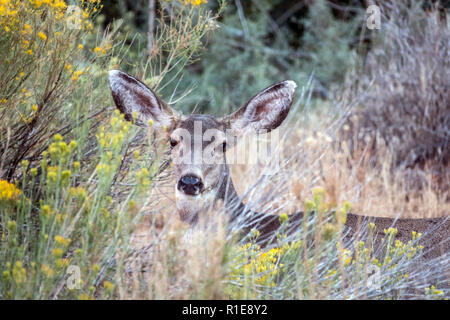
[177,174,204,196]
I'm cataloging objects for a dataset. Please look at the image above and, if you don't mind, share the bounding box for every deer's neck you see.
[214,164,256,221]
[212,163,294,243]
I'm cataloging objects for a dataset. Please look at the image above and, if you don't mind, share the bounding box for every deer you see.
[108,70,449,280]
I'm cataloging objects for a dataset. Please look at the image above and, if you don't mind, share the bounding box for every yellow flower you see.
[54,235,71,247]
[251,228,260,239]
[344,256,352,266]
[323,223,336,241]
[79,293,94,300]
[22,24,32,35]
[183,0,207,5]
[93,264,101,273]
[61,169,71,182]
[47,171,57,183]
[56,258,70,269]
[0,180,22,203]
[384,227,398,236]
[279,212,289,224]
[52,248,64,258]
[69,140,77,150]
[3,270,10,281]
[325,269,337,279]
[38,31,47,41]
[312,186,325,198]
[25,49,33,55]
[40,204,53,219]
[103,281,114,293]
[341,201,351,213]
[12,261,27,284]
[41,264,54,278]
[72,70,83,81]
[7,220,17,232]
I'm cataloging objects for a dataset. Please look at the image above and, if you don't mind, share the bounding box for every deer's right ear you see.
[108,70,179,130]
[222,80,296,136]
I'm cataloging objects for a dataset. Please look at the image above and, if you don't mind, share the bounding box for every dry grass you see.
[227,115,448,221]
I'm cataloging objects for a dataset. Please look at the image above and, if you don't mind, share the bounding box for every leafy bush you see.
[0,0,115,180]
[0,115,148,299]
[0,0,221,299]
[300,0,360,90]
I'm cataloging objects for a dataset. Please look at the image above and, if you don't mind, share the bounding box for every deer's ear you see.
[108,70,179,130]
[223,80,296,135]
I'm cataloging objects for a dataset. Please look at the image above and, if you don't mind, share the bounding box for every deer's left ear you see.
[223,80,297,136]
[108,70,181,131]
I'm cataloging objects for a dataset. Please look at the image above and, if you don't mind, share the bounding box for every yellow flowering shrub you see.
[225,188,435,299]
[0,180,21,204]
[0,114,153,299]
[0,0,140,299]
[227,240,302,299]
[0,0,112,181]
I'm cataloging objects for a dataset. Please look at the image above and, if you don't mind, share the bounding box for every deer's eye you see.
[214,141,226,154]
[170,138,179,149]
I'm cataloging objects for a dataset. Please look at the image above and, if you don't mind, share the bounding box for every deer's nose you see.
[177,175,204,196]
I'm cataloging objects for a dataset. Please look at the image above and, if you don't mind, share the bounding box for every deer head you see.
[108,70,296,225]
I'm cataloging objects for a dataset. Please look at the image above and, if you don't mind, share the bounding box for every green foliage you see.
[300,0,360,87]
[165,0,360,114]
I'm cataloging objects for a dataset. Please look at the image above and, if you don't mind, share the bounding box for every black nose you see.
[177,175,204,196]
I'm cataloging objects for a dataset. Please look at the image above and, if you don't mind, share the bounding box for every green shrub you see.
[0,0,221,299]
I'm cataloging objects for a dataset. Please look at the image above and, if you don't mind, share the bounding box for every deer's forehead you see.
[176,114,225,133]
